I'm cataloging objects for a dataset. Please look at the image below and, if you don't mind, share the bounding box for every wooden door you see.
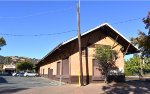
[62,58,69,77]
[92,59,104,80]
[48,68,53,79]
[57,62,60,75]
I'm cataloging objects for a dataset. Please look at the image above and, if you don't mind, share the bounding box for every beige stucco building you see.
[3,64,16,74]
[36,23,138,83]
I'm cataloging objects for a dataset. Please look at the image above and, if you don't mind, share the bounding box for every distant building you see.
[36,23,139,83]
[3,64,16,74]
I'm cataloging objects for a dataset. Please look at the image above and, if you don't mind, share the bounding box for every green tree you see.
[125,56,140,76]
[0,37,6,50]
[16,61,34,72]
[125,55,150,76]
[131,32,150,57]
[94,45,117,82]
[143,11,150,35]
[142,57,150,74]
[131,12,150,57]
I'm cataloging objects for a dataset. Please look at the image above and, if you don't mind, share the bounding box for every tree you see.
[16,61,34,72]
[94,45,117,82]
[125,55,150,76]
[143,11,150,35]
[142,57,150,74]
[0,37,6,50]
[125,56,141,76]
[131,12,150,57]
[131,31,150,57]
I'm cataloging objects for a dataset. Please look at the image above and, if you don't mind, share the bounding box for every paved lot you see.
[1,76,150,94]
[0,76,63,94]
[15,84,105,94]
[12,81,150,94]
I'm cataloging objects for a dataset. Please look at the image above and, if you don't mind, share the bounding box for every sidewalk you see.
[13,83,106,94]
[13,81,150,94]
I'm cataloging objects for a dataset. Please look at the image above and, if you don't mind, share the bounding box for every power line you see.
[0,6,75,19]
[111,17,143,24]
[0,30,77,37]
[0,17,144,37]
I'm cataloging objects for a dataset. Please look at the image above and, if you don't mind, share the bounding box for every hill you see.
[0,56,39,64]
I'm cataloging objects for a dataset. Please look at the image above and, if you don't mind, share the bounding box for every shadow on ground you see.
[0,76,29,94]
[0,86,29,94]
[0,76,8,83]
[102,80,150,94]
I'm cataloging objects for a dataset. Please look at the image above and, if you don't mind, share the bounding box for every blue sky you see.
[0,1,149,59]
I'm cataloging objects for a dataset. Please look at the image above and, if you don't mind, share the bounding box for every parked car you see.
[12,72,24,77]
[24,72,39,77]
[12,72,17,76]
[17,72,25,77]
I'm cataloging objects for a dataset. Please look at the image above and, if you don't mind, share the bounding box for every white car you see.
[12,72,17,76]
[24,72,38,77]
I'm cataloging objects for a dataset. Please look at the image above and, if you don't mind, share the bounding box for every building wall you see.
[39,60,59,77]
[95,36,124,72]
[39,35,125,83]
[70,36,124,76]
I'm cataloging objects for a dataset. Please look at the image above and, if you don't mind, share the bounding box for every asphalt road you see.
[0,76,63,94]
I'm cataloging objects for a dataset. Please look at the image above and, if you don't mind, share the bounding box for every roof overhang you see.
[37,23,139,66]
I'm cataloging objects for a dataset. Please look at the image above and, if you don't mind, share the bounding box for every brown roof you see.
[37,23,139,66]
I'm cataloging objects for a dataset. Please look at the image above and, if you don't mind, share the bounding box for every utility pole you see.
[77,0,83,86]
[140,57,144,76]
[59,60,62,86]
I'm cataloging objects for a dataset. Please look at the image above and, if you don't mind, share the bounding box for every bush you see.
[125,70,133,76]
